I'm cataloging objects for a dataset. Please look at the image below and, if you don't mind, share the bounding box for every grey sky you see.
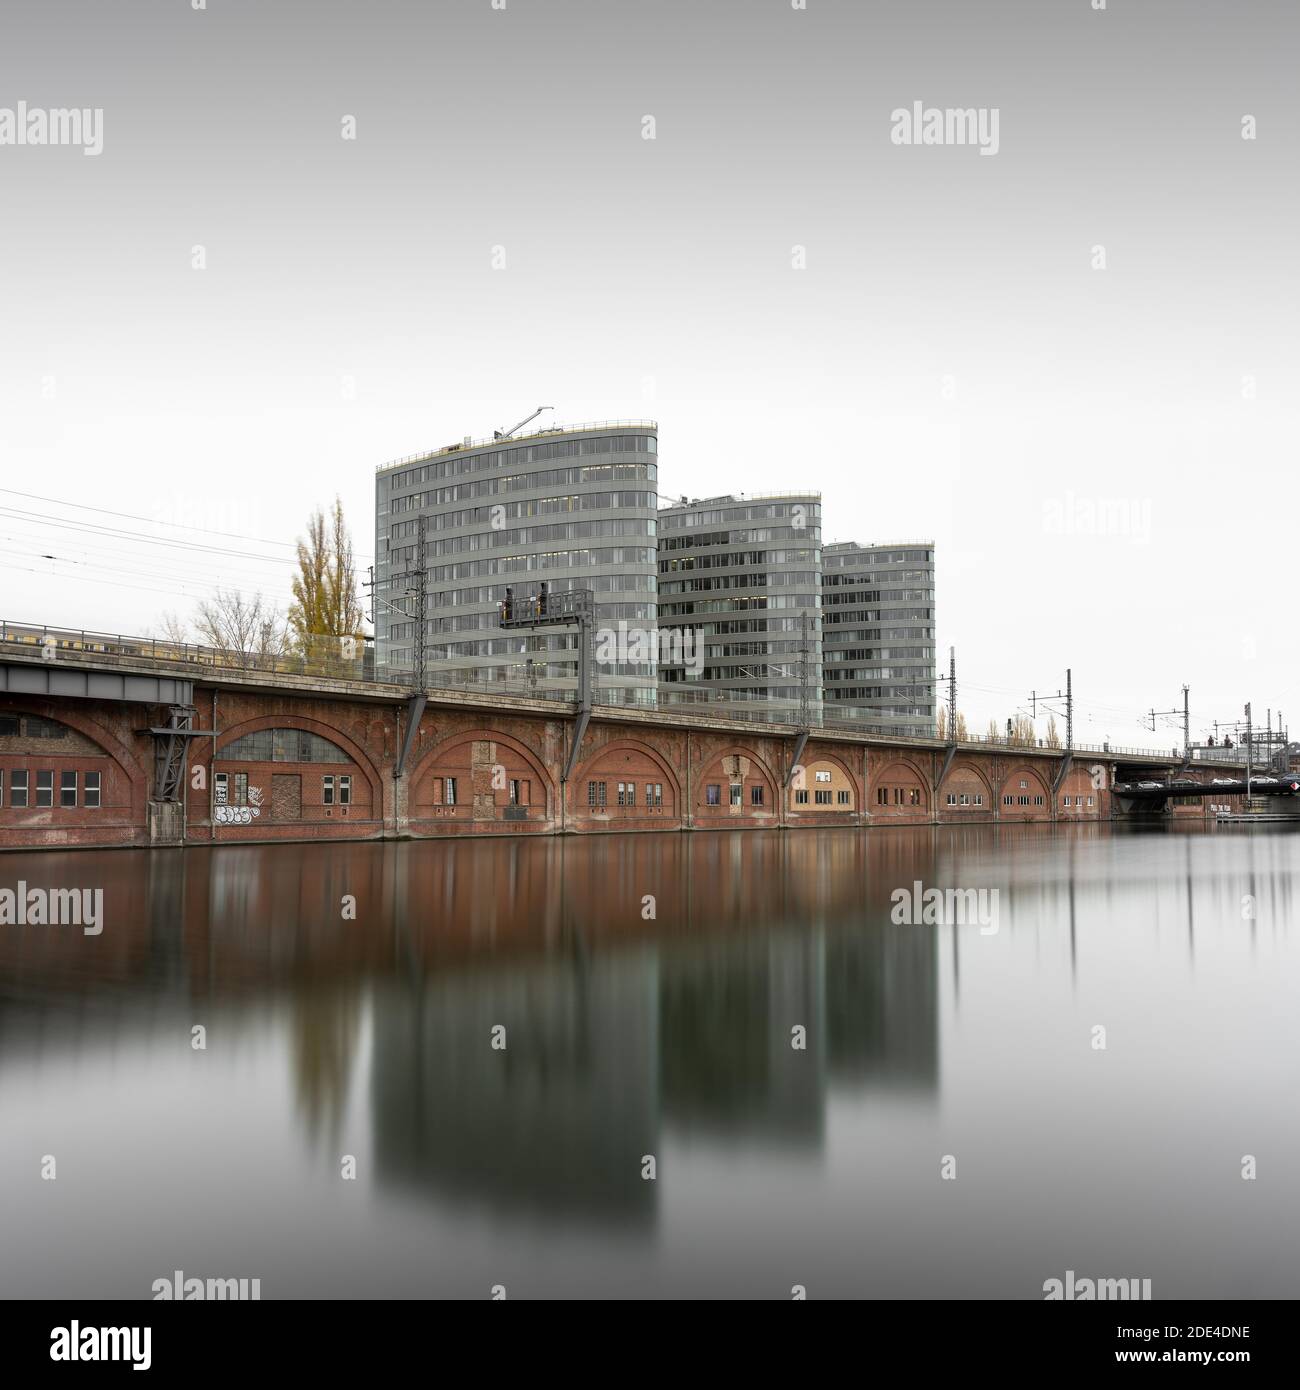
[1,0,1296,745]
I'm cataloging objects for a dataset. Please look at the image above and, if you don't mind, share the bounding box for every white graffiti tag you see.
[214,785,263,826]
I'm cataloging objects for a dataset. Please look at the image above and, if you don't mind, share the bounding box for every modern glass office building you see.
[821,541,936,736]
[656,494,823,722]
[374,422,659,704]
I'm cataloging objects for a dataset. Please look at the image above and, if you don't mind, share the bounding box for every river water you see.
[1,824,1297,1299]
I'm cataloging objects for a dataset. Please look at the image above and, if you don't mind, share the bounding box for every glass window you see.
[751,785,764,805]
[84,771,101,808]
[837,790,850,804]
[36,771,54,807]
[323,776,335,805]
[729,783,742,806]
[588,781,599,807]
[10,771,28,807]
[706,784,721,805]
[445,777,457,806]
[509,779,520,805]
[339,776,351,805]
[795,789,809,805]
[61,771,77,807]
[234,773,248,805]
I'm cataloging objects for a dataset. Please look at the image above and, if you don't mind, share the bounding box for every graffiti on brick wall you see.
[214,785,263,826]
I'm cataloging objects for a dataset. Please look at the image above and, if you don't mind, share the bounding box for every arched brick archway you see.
[870,756,930,819]
[1057,763,1102,817]
[999,764,1053,820]
[695,745,780,822]
[205,713,383,830]
[939,758,994,816]
[0,701,149,821]
[409,728,556,825]
[212,714,381,796]
[573,737,682,824]
[789,748,859,815]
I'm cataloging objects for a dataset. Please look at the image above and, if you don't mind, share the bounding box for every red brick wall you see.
[1,681,1144,852]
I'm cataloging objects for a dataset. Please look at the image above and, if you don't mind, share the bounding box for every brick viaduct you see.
[0,651,1247,852]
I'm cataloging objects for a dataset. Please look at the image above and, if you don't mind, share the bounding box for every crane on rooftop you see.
[494,405,553,440]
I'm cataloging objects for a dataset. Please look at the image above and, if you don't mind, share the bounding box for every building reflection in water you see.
[2,826,1293,1239]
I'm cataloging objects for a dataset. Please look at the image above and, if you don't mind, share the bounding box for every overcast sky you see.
[2,0,1296,747]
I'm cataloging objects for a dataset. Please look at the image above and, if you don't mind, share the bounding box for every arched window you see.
[220,728,350,764]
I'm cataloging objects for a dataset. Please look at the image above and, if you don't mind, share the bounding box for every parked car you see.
[1137,781,1162,789]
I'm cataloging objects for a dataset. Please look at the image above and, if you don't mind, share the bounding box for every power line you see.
[0,486,374,561]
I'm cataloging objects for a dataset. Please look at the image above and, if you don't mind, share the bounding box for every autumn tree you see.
[1046,715,1062,748]
[288,497,365,658]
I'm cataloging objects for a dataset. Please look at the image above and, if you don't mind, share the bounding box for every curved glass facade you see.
[375,426,659,703]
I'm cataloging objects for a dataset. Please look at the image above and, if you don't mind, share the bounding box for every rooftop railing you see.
[376,420,659,473]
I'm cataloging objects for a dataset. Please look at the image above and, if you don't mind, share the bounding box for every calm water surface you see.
[1,825,1297,1299]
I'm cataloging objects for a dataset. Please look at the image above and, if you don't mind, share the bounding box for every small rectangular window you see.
[795,789,809,805]
[339,776,351,805]
[510,779,520,805]
[877,787,888,805]
[729,783,742,806]
[445,777,457,806]
[654,783,662,808]
[588,781,598,807]
[706,783,721,806]
[837,789,850,805]
[910,788,921,805]
[61,770,77,807]
[947,793,957,806]
[37,770,54,807]
[214,772,228,804]
[234,772,248,806]
[751,785,764,806]
[323,775,335,805]
[84,771,101,808]
[815,789,832,805]
[598,781,607,807]
[11,771,28,808]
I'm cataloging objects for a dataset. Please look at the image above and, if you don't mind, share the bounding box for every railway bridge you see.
[0,623,1261,851]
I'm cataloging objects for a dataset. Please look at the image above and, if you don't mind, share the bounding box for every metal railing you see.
[376,420,659,473]
[1,618,1231,760]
